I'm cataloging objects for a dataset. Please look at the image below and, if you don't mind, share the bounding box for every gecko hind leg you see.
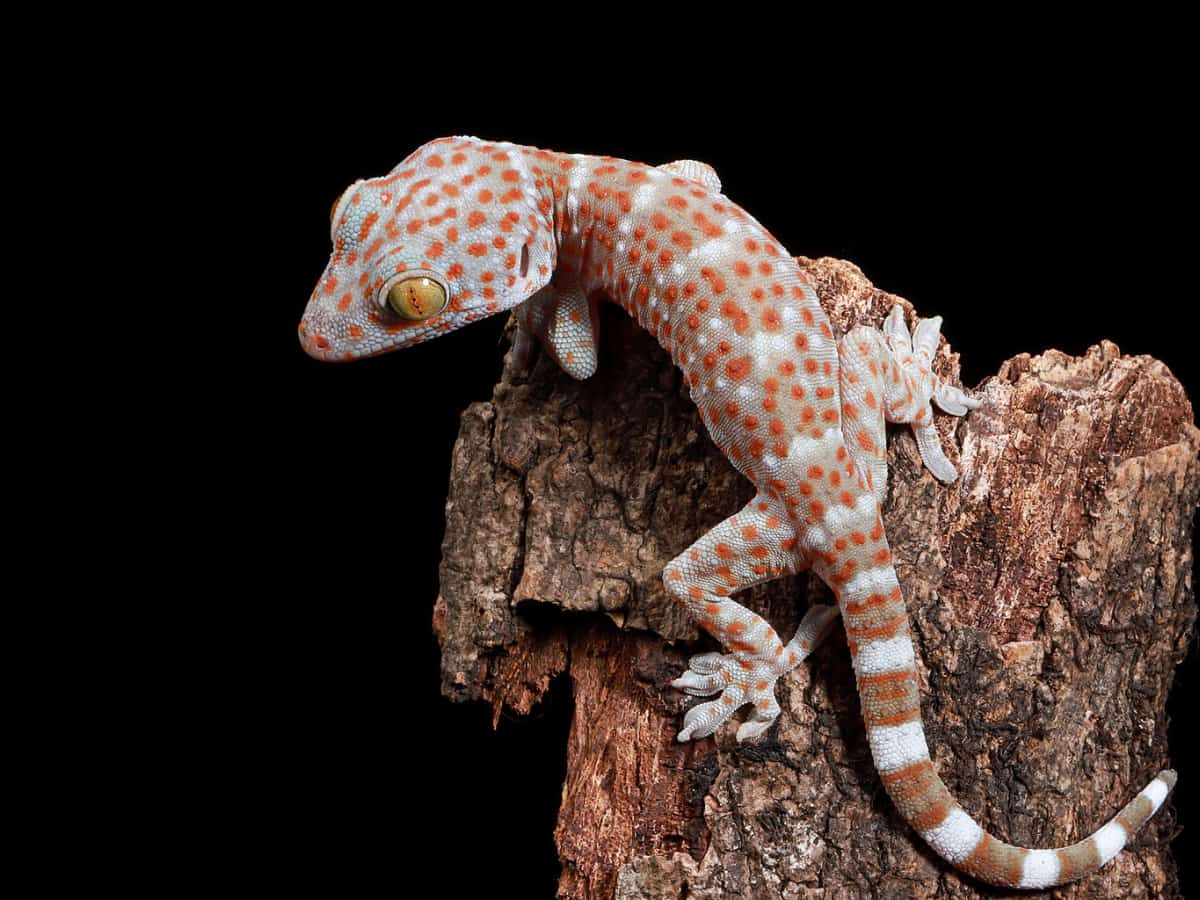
[838,305,980,506]
[665,496,833,743]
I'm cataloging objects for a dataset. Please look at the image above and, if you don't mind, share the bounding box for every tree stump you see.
[431,257,1197,899]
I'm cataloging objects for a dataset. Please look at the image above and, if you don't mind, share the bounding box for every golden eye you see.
[386,277,448,320]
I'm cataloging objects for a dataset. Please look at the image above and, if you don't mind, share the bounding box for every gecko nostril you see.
[314,335,330,350]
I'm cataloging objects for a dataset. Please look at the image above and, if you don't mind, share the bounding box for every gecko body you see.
[299,136,1175,889]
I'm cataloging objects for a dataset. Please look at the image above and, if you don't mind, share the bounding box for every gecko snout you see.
[298,315,338,361]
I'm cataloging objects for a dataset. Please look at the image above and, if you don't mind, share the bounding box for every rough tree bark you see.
[431,258,1197,899]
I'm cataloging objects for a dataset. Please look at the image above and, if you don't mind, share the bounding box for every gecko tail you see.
[858,649,1176,887]
[842,557,1175,888]
[897,763,1176,892]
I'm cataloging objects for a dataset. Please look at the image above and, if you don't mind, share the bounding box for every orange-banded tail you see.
[842,567,1176,888]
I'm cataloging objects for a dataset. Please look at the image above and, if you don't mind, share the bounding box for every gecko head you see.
[299,137,555,362]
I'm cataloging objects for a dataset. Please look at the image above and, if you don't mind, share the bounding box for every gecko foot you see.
[881,306,980,483]
[672,651,782,742]
[672,605,839,743]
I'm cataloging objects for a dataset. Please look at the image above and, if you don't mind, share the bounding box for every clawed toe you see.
[673,650,782,742]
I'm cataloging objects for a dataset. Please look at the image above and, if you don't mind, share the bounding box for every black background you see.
[240,36,1194,896]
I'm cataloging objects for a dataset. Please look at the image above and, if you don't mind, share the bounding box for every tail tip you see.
[1158,769,1178,790]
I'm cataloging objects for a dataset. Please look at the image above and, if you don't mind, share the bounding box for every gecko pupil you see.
[387,277,447,320]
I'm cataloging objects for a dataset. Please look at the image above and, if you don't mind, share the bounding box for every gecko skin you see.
[299,137,1175,889]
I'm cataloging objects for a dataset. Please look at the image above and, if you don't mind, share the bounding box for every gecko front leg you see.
[838,305,979,505]
[512,277,601,380]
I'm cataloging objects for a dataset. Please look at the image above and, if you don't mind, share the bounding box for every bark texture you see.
[431,257,1197,899]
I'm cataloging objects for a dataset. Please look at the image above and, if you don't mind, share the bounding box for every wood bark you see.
[431,257,1197,899]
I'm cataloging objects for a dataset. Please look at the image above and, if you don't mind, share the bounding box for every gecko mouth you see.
[297,318,343,362]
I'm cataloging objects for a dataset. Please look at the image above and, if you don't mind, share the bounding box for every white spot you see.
[854,635,916,678]
[1018,850,1061,889]
[708,318,721,330]
[634,184,656,210]
[821,492,880,541]
[648,298,658,310]
[714,378,727,391]
[1093,822,1127,864]
[787,432,824,462]
[750,330,791,360]
[780,306,798,324]
[1143,776,1170,812]
[841,567,894,603]
[736,385,753,401]
[617,218,632,236]
[722,219,740,234]
[661,309,669,321]
[655,275,664,287]
[923,809,984,864]
[671,264,685,277]
[867,718,928,773]
[617,242,626,254]
[696,334,707,347]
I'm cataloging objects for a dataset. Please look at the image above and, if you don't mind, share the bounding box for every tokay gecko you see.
[298,136,1175,889]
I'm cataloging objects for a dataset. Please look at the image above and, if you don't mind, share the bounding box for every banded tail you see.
[842,559,1176,888]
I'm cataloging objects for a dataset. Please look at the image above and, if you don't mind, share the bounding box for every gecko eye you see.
[383,276,448,320]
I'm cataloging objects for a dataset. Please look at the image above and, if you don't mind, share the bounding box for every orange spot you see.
[874,548,892,564]
[672,231,693,250]
[701,267,726,294]
[725,356,752,381]
[692,211,722,238]
[716,543,734,560]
